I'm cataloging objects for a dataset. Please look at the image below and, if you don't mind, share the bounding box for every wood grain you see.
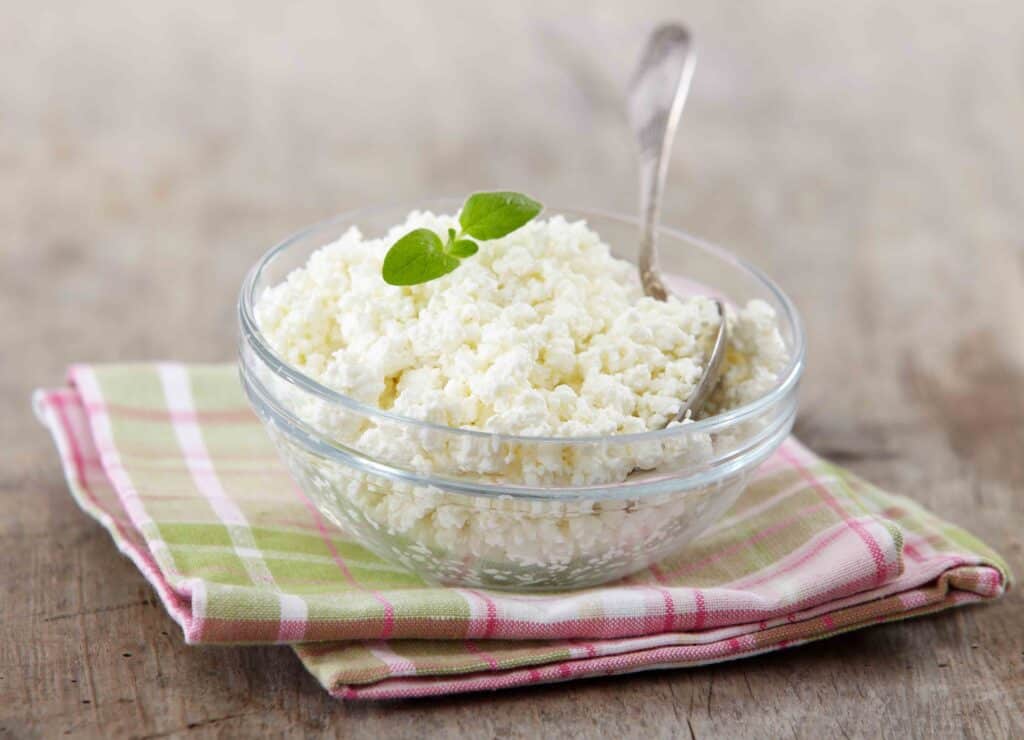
[2,1,1022,737]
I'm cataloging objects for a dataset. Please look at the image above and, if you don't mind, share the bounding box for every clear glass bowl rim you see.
[238,199,806,447]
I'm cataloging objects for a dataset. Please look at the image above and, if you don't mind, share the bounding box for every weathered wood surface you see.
[2,1,1022,737]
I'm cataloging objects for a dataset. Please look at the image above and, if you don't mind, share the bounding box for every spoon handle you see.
[627,24,697,301]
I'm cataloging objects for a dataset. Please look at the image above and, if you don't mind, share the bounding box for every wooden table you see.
[3,1,1022,736]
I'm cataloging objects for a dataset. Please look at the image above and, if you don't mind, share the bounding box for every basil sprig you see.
[382,191,542,286]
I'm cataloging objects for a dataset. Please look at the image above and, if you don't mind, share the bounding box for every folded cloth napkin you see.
[35,364,1010,700]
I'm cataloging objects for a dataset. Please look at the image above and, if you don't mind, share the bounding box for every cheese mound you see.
[255,211,786,440]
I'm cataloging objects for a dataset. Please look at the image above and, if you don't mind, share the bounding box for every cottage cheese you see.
[250,211,791,586]
[256,211,786,478]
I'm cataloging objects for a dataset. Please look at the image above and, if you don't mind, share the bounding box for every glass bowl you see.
[238,200,805,591]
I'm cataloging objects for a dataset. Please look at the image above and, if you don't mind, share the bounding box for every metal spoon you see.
[627,23,727,422]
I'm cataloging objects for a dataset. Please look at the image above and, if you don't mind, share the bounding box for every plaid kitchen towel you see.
[34,364,1010,700]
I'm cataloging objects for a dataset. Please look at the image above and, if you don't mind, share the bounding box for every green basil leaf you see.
[382,229,459,285]
[459,191,542,240]
[449,239,479,258]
